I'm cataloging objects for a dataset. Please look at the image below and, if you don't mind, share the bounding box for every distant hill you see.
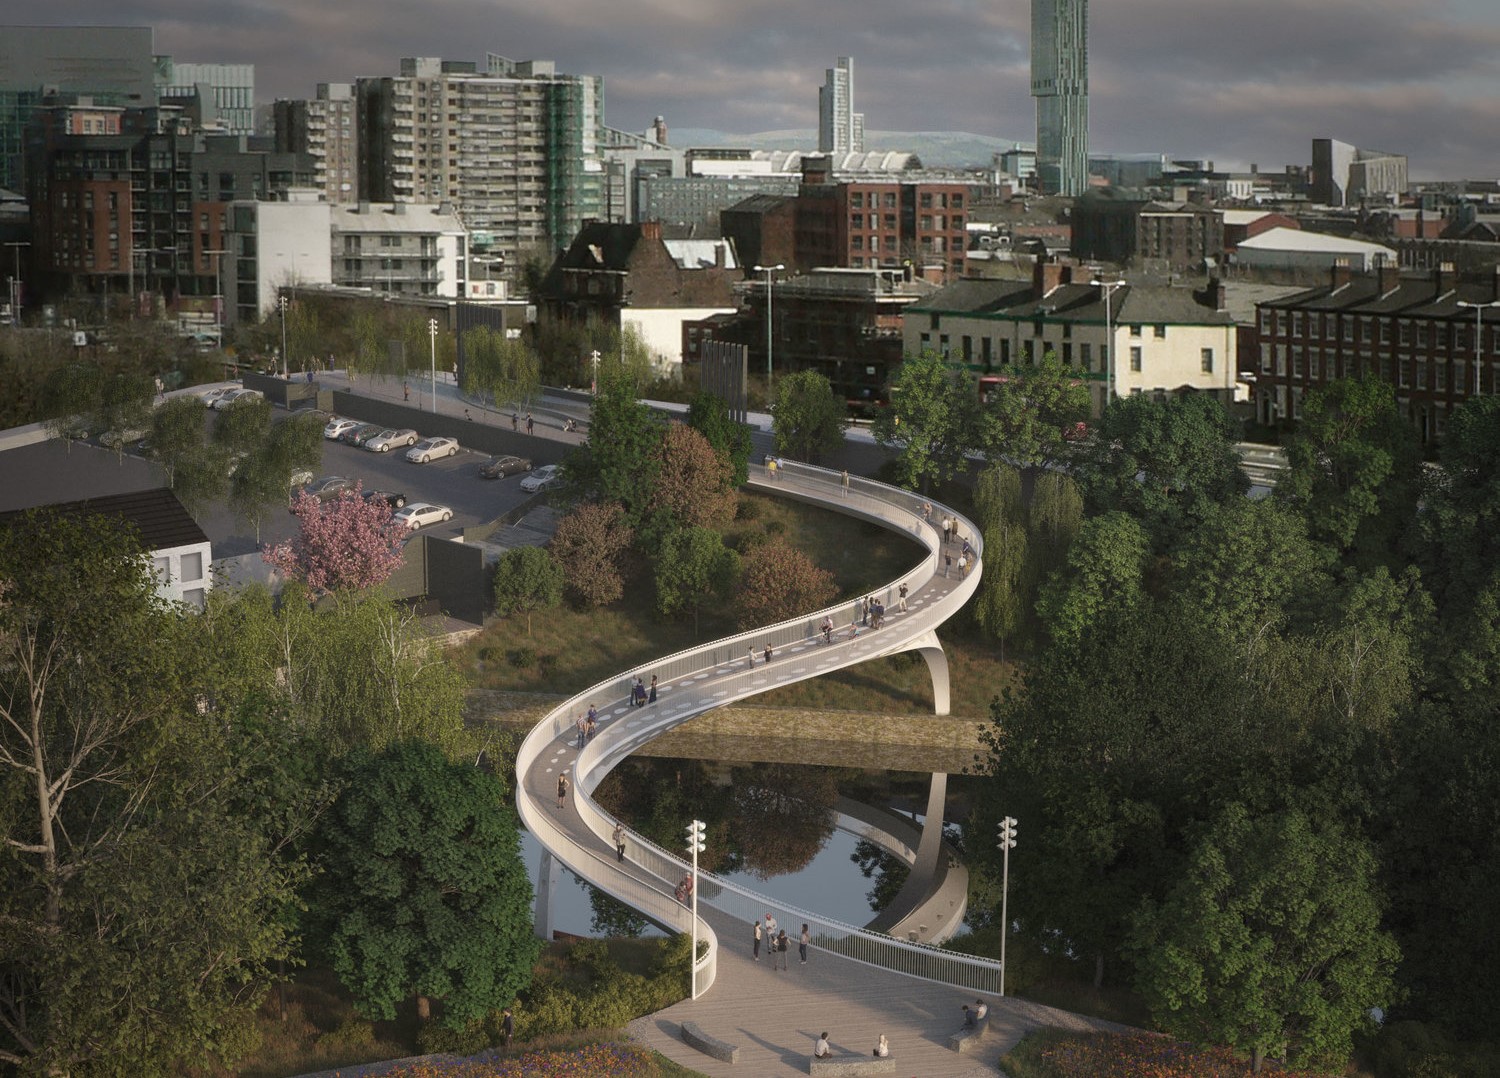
[666,128,1026,169]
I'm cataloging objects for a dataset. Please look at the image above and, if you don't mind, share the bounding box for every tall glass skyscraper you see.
[1031,0,1089,196]
[818,57,863,156]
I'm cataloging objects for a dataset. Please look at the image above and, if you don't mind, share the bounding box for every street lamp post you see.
[685,820,706,1000]
[997,817,1017,997]
[753,263,784,402]
[590,349,601,395]
[1090,276,1126,406]
[4,241,29,327]
[428,318,439,414]
[203,248,228,349]
[1457,299,1500,397]
[278,295,289,379]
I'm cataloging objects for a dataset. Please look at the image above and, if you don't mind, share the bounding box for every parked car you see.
[365,428,420,453]
[302,476,355,501]
[212,388,265,410]
[99,427,147,449]
[323,417,360,440]
[478,454,533,479]
[519,463,563,492]
[362,489,409,510]
[406,436,459,463]
[393,502,453,530]
[340,423,382,447]
[197,386,238,408]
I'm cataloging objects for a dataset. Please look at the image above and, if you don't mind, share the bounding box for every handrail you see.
[515,459,992,996]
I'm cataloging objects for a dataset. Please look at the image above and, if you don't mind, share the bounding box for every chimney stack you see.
[1376,254,1401,294]
[1330,257,1352,290]
[1434,260,1456,293]
[640,220,662,242]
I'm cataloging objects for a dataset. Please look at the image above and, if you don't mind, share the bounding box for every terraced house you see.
[902,260,1239,415]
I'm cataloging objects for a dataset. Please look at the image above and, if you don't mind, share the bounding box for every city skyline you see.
[14,0,1500,180]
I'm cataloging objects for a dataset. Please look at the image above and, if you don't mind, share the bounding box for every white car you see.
[198,386,238,408]
[406,437,459,463]
[212,388,265,410]
[365,428,419,453]
[519,463,563,492]
[324,417,360,440]
[393,502,453,530]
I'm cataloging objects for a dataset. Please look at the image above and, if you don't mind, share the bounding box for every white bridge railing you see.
[515,459,993,997]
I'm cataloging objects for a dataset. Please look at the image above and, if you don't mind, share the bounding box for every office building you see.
[330,200,467,299]
[357,54,605,272]
[1311,138,1408,207]
[274,83,359,203]
[156,60,256,135]
[1031,0,1089,197]
[0,25,155,190]
[818,57,863,156]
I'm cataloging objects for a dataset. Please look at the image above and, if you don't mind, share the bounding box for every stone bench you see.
[680,1020,739,1063]
[947,1018,989,1053]
[809,1055,896,1075]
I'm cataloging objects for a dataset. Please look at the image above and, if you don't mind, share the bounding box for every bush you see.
[764,519,787,536]
[508,646,538,669]
[735,498,762,521]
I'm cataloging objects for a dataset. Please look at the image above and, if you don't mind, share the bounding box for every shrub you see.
[764,519,787,536]
[508,646,538,669]
[735,498,762,521]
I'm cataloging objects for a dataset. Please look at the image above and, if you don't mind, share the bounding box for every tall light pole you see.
[753,263,784,403]
[590,349,601,395]
[4,241,29,327]
[1090,276,1126,406]
[997,817,1017,997]
[685,819,706,1000]
[428,317,439,414]
[1457,299,1500,398]
[203,248,228,349]
[278,295,289,379]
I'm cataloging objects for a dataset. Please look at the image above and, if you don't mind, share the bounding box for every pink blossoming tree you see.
[263,487,405,595]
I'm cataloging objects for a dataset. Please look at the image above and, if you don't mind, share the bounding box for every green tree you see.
[95,368,155,462]
[567,370,665,524]
[0,510,300,1073]
[462,323,540,410]
[310,740,540,1027]
[872,351,976,493]
[772,368,848,463]
[213,392,273,456]
[548,501,635,608]
[1035,511,1150,647]
[654,526,741,634]
[686,391,752,486]
[1129,804,1398,1072]
[493,545,565,635]
[147,394,230,509]
[1278,376,1421,567]
[972,463,1030,658]
[1026,471,1084,594]
[1073,393,1247,532]
[40,360,103,446]
[974,352,1092,470]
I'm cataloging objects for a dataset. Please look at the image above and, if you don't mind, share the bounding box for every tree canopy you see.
[772,369,848,464]
[872,350,976,493]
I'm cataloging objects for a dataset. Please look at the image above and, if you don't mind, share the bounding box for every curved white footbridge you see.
[515,461,1002,1005]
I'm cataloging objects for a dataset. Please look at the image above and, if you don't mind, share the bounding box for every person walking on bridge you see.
[753,920,762,961]
[556,773,569,810]
[775,929,790,970]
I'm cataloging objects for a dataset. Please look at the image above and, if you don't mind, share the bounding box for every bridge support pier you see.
[912,771,949,881]
[534,848,560,941]
[901,629,950,716]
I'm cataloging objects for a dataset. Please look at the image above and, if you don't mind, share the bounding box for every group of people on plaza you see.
[812,1030,891,1060]
[751,914,811,971]
[630,675,657,707]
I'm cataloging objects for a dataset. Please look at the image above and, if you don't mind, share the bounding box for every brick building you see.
[1071,191,1224,270]
[1251,261,1500,442]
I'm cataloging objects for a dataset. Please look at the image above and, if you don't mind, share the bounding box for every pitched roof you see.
[0,487,207,551]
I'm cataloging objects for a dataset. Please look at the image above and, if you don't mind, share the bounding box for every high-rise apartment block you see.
[818,57,863,156]
[356,54,604,269]
[156,61,256,134]
[0,26,156,190]
[1031,0,1089,197]
[274,83,359,203]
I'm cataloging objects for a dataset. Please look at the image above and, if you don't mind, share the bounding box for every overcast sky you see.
[47,0,1500,179]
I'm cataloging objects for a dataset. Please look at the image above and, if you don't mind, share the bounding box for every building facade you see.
[905,260,1239,414]
[1071,193,1225,270]
[1031,0,1089,197]
[818,57,864,156]
[0,25,156,190]
[331,200,467,299]
[357,54,605,273]
[1253,262,1500,443]
[156,61,256,135]
[1311,138,1408,207]
[274,83,358,203]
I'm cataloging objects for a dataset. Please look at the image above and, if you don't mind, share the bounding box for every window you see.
[1130,346,1142,372]
[1129,324,1142,338]
[1292,348,1304,377]
[1260,344,1272,374]
[1380,321,1392,344]
[1343,318,1354,342]
[852,213,864,228]
[1062,342,1073,366]
[1293,312,1305,336]
[1201,348,1214,374]
[962,336,973,362]
[1417,361,1428,390]
[929,313,939,331]
[1154,325,1167,339]
[939,334,950,357]
[1081,342,1092,370]
[1398,358,1410,388]
[1258,309,1272,333]
[1436,358,1447,391]
[180,552,204,583]
[1399,321,1412,346]
[851,192,864,208]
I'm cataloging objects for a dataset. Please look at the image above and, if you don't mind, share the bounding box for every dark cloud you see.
[39,0,1499,177]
